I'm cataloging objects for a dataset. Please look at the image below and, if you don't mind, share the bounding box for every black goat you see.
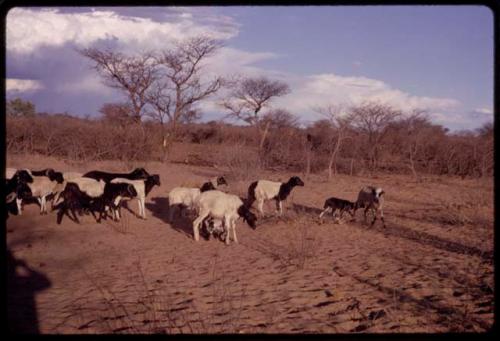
[83,167,150,183]
[319,197,356,221]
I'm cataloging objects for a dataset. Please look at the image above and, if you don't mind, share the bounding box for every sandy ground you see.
[6,155,494,334]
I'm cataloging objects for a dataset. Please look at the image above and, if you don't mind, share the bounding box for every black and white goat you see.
[83,167,150,183]
[319,197,356,222]
[5,169,33,214]
[110,174,161,219]
[246,176,304,216]
[55,181,137,224]
[200,176,228,192]
[353,186,386,228]
[192,190,257,245]
[5,180,32,218]
[8,168,64,215]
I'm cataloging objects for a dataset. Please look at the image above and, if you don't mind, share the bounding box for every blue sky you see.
[6,6,494,131]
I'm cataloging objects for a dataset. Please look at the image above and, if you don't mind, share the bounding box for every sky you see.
[6,6,494,131]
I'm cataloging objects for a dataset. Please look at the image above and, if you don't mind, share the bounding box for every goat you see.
[168,182,216,222]
[319,197,356,221]
[247,176,304,216]
[200,176,228,192]
[5,180,32,218]
[10,169,34,184]
[5,170,33,214]
[26,176,64,214]
[83,167,150,183]
[10,169,63,214]
[52,176,106,208]
[56,182,137,224]
[63,172,84,181]
[200,217,227,241]
[110,174,161,219]
[353,186,386,227]
[30,168,64,184]
[192,190,257,245]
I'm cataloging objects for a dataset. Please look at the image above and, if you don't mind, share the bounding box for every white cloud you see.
[473,107,493,115]
[271,73,460,119]
[6,78,44,92]
[7,7,239,54]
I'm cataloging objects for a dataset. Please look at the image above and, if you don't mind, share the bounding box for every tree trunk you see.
[328,157,334,181]
[408,146,418,181]
[258,121,271,151]
[305,143,312,179]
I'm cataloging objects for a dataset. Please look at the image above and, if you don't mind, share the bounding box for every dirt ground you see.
[6,154,494,334]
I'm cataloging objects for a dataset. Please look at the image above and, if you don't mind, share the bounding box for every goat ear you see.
[379,190,385,196]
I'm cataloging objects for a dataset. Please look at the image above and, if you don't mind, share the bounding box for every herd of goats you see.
[5,167,386,244]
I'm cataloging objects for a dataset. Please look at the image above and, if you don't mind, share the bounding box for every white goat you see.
[192,190,257,244]
[111,175,161,219]
[168,187,202,221]
[354,186,386,227]
[247,176,304,216]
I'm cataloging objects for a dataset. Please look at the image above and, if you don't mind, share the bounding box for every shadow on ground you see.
[7,249,51,334]
[145,197,194,238]
[291,203,493,262]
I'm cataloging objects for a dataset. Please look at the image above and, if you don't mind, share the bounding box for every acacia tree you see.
[146,36,223,160]
[79,48,157,123]
[348,102,401,170]
[313,104,352,180]
[221,76,290,156]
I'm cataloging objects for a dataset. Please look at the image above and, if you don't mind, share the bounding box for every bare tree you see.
[79,48,157,123]
[149,36,223,135]
[146,36,223,160]
[221,76,290,154]
[314,104,352,180]
[348,102,401,170]
[401,109,431,181]
[476,122,494,177]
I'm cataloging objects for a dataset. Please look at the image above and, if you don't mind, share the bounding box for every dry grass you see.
[79,256,250,334]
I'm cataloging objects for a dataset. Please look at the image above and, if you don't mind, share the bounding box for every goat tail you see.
[246,181,258,208]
